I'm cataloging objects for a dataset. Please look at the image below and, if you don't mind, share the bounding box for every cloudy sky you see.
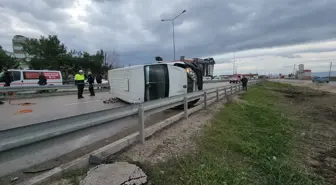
[0,0,335,75]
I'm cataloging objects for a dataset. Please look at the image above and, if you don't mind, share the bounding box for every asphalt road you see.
[0,82,231,131]
[0,83,233,178]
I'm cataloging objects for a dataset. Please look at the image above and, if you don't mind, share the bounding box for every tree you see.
[0,46,18,70]
[22,35,106,77]
[22,35,67,70]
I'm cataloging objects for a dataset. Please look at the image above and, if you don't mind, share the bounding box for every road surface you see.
[0,83,232,178]
[0,82,231,131]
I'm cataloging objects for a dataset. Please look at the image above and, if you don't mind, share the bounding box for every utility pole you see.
[233,52,235,75]
[329,62,333,81]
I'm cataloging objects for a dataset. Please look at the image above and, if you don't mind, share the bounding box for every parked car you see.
[312,76,329,83]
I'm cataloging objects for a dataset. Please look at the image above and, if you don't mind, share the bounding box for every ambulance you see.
[0,69,63,87]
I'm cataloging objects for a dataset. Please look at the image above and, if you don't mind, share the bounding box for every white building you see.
[296,64,312,80]
[12,35,31,69]
[12,35,28,59]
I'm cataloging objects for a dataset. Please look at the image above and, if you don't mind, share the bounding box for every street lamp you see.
[161,9,187,61]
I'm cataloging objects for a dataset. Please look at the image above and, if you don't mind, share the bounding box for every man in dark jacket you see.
[95,73,102,89]
[1,68,12,105]
[38,73,47,86]
[87,71,95,96]
[241,75,248,91]
[3,68,12,87]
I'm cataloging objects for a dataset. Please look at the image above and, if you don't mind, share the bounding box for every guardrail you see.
[0,80,228,100]
[203,79,229,83]
[0,84,110,100]
[0,84,110,93]
[0,81,258,153]
[0,80,223,93]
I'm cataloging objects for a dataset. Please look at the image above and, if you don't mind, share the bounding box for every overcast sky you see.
[0,0,335,75]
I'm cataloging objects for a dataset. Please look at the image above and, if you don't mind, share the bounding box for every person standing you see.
[96,73,102,89]
[0,68,12,105]
[241,75,248,91]
[3,68,12,87]
[38,72,47,86]
[87,71,95,96]
[75,70,85,99]
[38,72,48,93]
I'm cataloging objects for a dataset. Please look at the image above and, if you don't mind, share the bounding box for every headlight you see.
[186,68,197,81]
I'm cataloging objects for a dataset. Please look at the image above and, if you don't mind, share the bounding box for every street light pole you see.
[172,20,175,61]
[329,62,333,81]
[161,10,186,61]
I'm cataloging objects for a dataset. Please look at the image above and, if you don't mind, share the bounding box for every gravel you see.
[121,97,231,164]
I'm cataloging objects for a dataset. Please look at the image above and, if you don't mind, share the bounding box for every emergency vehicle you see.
[0,69,63,87]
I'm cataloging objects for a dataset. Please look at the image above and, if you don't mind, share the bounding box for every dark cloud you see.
[0,0,335,65]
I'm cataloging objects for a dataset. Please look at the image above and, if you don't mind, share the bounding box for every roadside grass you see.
[145,82,327,185]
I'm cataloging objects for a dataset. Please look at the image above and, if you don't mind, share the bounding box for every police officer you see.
[75,70,85,99]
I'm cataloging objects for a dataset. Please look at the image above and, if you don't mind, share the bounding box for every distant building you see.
[296,64,312,80]
[12,35,31,69]
[13,35,28,59]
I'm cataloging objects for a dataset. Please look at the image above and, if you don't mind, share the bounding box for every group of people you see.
[74,70,102,99]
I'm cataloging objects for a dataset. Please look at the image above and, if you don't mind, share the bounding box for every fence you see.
[0,84,110,100]
[0,81,258,153]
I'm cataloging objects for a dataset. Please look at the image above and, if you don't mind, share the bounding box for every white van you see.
[0,69,63,87]
[108,61,203,105]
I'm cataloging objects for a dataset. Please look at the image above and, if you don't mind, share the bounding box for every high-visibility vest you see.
[75,74,85,84]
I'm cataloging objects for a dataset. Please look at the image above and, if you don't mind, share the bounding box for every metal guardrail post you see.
[204,91,208,109]
[238,84,241,91]
[224,88,227,96]
[138,105,145,144]
[184,96,188,119]
[216,88,219,102]
[231,86,233,95]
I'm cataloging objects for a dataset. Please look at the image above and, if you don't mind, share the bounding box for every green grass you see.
[145,82,327,185]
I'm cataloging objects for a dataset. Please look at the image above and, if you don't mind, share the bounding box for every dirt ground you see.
[270,84,336,184]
